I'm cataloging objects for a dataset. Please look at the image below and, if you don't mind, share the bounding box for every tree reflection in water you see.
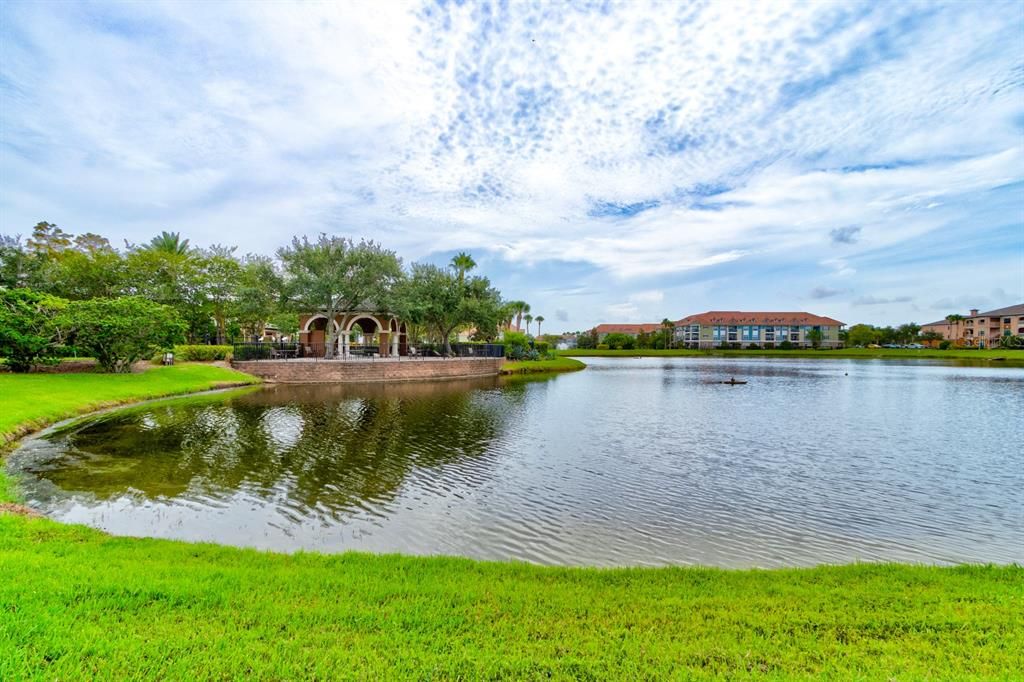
[25,377,520,520]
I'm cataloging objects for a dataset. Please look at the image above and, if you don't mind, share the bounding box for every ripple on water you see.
[6,358,1023,566]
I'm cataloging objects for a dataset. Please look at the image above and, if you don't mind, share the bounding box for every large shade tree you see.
[277,235,403,358]
[397,263,503,355]
[0,288,68,372]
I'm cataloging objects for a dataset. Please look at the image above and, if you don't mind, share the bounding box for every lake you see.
[8,357,1023,567]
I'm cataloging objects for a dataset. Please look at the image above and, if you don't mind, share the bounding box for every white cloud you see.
[0,0,1021,327]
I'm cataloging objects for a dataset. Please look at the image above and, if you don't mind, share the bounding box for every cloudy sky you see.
[1,0,1022,329]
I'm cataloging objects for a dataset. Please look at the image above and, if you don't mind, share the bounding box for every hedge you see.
[153,345,233,363]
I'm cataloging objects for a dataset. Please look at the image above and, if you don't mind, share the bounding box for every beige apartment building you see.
[674,311,844,349]
[921,304,1024,348]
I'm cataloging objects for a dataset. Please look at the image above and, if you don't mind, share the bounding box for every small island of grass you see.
[500,357,586,374]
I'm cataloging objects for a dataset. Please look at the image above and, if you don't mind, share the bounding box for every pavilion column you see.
[341,333,349,358]
[391,331,399,357]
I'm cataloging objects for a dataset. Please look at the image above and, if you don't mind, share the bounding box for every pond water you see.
[8,357,1023,567]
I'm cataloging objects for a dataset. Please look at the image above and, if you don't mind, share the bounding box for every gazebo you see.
[298,311,409,358]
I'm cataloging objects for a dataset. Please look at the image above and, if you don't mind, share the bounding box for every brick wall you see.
[232,358,505,384]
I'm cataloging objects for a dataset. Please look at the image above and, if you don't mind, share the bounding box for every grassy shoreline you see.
[500,357,586,374]
[560,347,1024,362]
[1,365,1022,678]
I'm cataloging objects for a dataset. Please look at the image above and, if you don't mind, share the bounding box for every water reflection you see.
[8,358,1024,567]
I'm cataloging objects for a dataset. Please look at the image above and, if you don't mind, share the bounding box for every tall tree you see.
[524,313,533,336]
[201,245,242,344]
[945,314,964,345]
[233,255,281,341]
[662,318,674,349]
[396,263,503,355]
[26,221,72,255]
[144,231,192,255]
[277,235,403,359]
[450,252,477,284]
[505,300,530,332]
[0,288,68,372]
[535,315,545,337]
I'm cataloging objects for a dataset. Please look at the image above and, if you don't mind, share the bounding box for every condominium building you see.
[673,311,845,349]
[921,304,1024,348]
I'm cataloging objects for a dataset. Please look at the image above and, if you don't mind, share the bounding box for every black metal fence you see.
[232,342,504,361]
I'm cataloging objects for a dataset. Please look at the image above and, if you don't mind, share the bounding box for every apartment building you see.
[921,304,1024,348]
[673,311,844,349]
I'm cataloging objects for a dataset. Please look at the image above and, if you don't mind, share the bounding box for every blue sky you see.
[1,0,1022,329]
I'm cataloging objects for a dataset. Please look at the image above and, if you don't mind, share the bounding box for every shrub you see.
[746,344,760,350]
[534,342,550,355]
[596,343,609,350]
[59,296,185,373]
[778,340,794,350]
[154,344,233,363]
[503,331,530,359]
[0,288,68,372]
[938,340,952,350]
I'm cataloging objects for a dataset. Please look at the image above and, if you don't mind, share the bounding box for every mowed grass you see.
[1,515,1021,680]
[560,347,1024,363]
[501,357,586,374]
[0,363,259,443]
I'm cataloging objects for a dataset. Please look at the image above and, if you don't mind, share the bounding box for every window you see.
[727,326,738,342]
[1004,318,1011,324]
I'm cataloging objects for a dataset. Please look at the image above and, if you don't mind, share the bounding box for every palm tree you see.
[145,231,191,255]
[535,315,545,337]
[524,314,534,336]
[945,314,964,346]
[661,318,674,349]
[507,301,530,332]
[450,252,476,284]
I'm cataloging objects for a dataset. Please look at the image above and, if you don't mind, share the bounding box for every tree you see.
[505,300,530,332]
[233,255,281,341]
[602,332,636,350]
[450,252,477,284]
[920,330,945,346]
[575,330,597,349]
[26,221,72,256]
[201,245,242,344]
[896,323,921,344]
[662,318,674,349]
[396,263,503,355]
[535,315,545,336]
[524,314,534,336]
[846,324,880,347]
[58,296,185,373]
[0,235,37,289]
[806,328,823,349]
[945,314,964,345]
[143,231,192,255]
[278,235,403,359]
[0,288,68,372]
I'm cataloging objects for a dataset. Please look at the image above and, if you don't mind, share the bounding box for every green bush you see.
[938,340,952,350]
[778,340,794,350]
[596,343,609,350]
[59,296,185,373]
[502,331,530,359]
[154,345,233,363]
[0,288,68,372]
[534,342,549,355]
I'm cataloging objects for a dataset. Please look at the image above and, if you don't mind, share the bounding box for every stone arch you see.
[344,314,383,334]
[302,314,340,333]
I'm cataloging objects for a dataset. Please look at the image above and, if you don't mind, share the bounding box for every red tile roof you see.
[593,323,664,335]
[674,311,844,326]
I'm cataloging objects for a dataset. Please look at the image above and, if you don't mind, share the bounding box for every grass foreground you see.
[1,365,1022,678]
[501,357,587,374]
[560,347,1024,363]
[1,516,1021,679]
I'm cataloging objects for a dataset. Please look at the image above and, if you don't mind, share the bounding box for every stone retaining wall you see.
[232,358,505,384]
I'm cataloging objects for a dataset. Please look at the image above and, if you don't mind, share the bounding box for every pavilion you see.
[298,311,409,358]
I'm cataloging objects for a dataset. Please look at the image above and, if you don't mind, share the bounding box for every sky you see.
[1,0,1022,330]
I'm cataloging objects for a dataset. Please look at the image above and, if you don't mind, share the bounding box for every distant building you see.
[592,323,663,342]
[555,333,578,350]
[674,311,844,349]
[921,304,1024,348]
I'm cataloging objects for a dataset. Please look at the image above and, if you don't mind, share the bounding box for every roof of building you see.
[593,323,664,335]
[674,311,844,326]
[976,303,1024,318]
[924,303,1024,326]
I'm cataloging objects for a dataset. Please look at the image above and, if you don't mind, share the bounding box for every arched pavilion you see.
[298,311,409,358]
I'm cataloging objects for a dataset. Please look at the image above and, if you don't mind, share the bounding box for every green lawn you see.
[560,347,1024,362]
[0,363,259,444]
[501,357,587,374]
[1,366,1022,678]
[1,516,1021,679]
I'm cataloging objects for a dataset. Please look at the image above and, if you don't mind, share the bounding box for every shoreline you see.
[559,348,1024,363]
